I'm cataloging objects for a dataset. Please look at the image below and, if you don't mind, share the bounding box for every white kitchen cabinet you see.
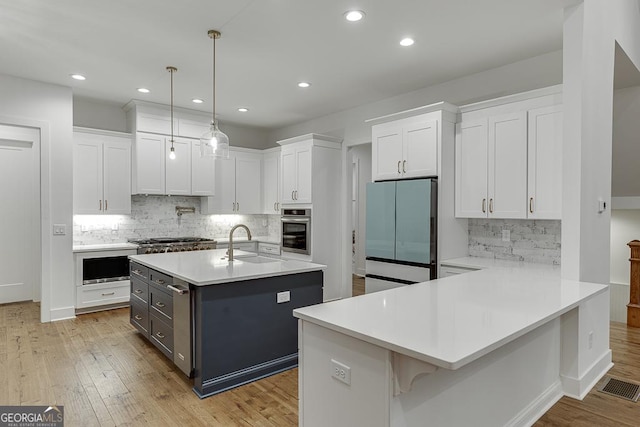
[191,141,215,196]
[165,138,191,195]
[133,132,166,194]
[455,112,527,219]
[281,144,312,204]
[262,149,281,213]
[201,149,262,214]
[372,116,438,181]
[73,129,131,214]
[527,105,563,219]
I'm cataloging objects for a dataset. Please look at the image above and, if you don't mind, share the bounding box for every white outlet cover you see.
[53,224,66,235]
[277,291,291,303]
[331,359,351,385]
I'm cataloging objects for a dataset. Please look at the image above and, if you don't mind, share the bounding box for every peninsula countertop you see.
[293,263,607,370]
[129,249,325,286]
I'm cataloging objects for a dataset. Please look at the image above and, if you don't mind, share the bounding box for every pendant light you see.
[167,66,177,160]
[200,29,230,159]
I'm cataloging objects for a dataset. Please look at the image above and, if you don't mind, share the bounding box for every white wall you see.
[350,144,372,277]
[561,0,640,284]
[0,74,74,321]
[612,86,640,196]
[609,210,640,285]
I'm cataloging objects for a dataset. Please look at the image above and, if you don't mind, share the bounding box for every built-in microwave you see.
[281,209,311,255]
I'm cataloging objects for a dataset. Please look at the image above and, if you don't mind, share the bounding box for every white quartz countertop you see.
[129,249,324,286]
[293,264,607,370]
[73,243,139,253]
[215,236,280,245]
[441,256,561,271]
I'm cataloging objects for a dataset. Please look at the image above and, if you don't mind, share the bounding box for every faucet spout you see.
[228,224,252,261]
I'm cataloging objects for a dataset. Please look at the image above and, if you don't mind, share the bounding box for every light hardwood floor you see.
[2,300,640,426]
[352,274,365,296]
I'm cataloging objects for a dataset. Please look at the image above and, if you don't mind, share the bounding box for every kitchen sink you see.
[238,256,282,264]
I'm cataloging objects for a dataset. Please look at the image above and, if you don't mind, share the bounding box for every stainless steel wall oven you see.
[281,209,311,255]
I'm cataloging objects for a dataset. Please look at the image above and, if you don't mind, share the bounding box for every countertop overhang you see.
[129,249,325,286]
[294,263,608,371]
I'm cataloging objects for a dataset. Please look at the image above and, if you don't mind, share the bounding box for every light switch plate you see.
[53,224,66,235]
[331,359,351,385]
[277,291,290,303]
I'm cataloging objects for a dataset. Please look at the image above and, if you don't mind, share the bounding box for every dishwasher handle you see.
[167,284,188,295]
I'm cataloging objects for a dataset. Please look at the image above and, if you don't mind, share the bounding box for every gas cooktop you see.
[127,237,218,254]
[127,237,215,245]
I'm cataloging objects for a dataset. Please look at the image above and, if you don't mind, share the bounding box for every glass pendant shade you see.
[200,120,229,159]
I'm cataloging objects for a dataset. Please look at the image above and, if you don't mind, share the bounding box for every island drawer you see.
[149,269,172,288]
[130,277,149,304]
[150,314,173,359]
[149,284,173,321]
[130,262,149,281]
[130,299,149,338]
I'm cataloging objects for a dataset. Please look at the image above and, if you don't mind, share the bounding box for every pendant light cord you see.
[212,33,216,124]
[170,67,174,142]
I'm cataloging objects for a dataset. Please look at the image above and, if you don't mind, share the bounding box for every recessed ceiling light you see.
[192,98,204,104]
[298,82,311,88]
[344,10,365,22]
[238,107,249,112]
[137,88,150,93]
[70,74,86,81]
[399,38,415,47]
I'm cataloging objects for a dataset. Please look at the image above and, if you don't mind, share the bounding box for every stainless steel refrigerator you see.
[365,178,437,293]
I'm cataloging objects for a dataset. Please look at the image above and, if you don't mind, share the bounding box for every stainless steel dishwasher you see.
[168,278,192,377]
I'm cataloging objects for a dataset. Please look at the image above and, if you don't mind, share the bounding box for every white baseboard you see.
[561,350,613,400]
[506,380,563,427]
[49,306,76,322]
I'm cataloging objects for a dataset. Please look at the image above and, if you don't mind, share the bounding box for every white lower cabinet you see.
[201,148,262,214]
[73,128,132,214]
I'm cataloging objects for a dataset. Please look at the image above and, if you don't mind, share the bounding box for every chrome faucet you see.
[228,224,252,261]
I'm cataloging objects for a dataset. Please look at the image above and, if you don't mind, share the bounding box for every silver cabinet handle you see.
[403,160,406,173]
[277,202,280,210]
[482,198,486,213]
[101,292,115,296]
[134,315,142,321]
[397,160,401,174]
[105,199,108,211]
[134,289,143,294]
[274,202,277,211]
[156,279,165,285]
[167,284,188,295]
[489,198,494,214]
[155,301,166,308]
[529,197,534,213]
[236,202,240,211]
[99,200,102,211]
[295,190,298,200]
[291,190,295,200]
[155,332,165,339]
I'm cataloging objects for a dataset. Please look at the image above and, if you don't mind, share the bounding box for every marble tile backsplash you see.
[468,219,561,265]
[73,195,281,245]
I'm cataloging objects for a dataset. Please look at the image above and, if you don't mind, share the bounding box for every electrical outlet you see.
[502,229,510,242]
[277,291,290,303]
[111,223,119,231]
[588,331,593,349]
[331,359,351,385]
[53,224,66,235]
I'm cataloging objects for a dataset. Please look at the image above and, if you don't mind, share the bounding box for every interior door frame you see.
[0,114,50,321]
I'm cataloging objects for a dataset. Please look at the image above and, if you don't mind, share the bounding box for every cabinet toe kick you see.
[392,353,439,396]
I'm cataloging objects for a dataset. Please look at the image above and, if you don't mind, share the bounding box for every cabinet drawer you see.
[130,277,149,304]
[149,285,173,321]
[77,282,130,308]
[130,262,149,281]
[130,300,149,338]
[149,269,172,288]
[258,242,280,256]
[150,314,173,358]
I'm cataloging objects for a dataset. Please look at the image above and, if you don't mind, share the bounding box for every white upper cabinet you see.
[191,141,215,196]
[165,138,191,196]
[263,149,281,213]
[281,144,312,204]
[201,149,262,214]
[73,129,131,214]
[132,133,166,195]
[454,87,563,219]
[372,116,438,181]
[527,105,563,219]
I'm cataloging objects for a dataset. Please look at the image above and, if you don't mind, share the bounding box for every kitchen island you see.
[293,263,611,427]
[128,249,325,398]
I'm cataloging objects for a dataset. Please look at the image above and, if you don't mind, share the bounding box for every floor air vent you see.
[597,377,640,402]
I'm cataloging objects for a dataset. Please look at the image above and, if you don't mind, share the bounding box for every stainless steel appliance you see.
[281,209,311,255]
[365,178,437,293]
[82,255,130,285]
[128,237,217,254]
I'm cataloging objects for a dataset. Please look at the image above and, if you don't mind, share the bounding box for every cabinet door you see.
[263,152,280,213]
[488,112,527,219]
[212,156,237,213]
[165,138,191,196]
[191,141,215,196]
[365,181,396,260]
[134,133,165,194]
[402,120,438,178]
[527,105,562,219]
[73,138,103,214]
[455,119,488,218]
[395,179,432,264]
[372,125,403,181]
[295,146,312,203]
[103,140,131,214]
[281,146,297,203]
[236,154,262,214]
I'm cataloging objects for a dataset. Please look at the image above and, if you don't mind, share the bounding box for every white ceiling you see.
[0,0,564,129]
